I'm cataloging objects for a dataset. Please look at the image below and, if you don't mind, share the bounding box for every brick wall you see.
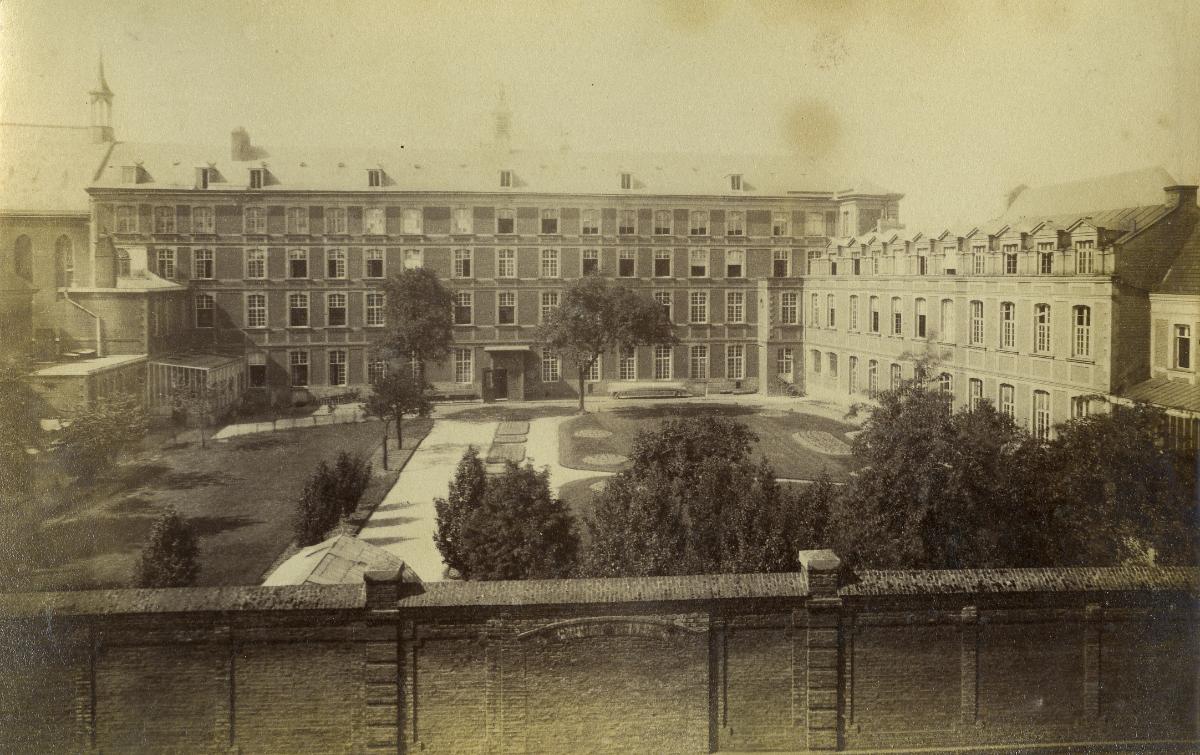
[0,563,1196,754]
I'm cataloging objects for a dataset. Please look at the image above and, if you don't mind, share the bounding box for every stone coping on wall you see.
[1,565,1197,619]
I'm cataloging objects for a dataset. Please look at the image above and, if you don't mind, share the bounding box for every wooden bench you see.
[610,382,692,399]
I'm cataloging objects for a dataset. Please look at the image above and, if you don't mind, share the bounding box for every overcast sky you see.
[1,0,1196,227]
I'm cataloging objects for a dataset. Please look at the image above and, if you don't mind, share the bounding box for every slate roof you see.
[1120,377,1200,414]
[93,140,893,198]
[263,535,412,586]
[0,123,113,213]
[1002,166,1177,220]
[1156,221,1200,295]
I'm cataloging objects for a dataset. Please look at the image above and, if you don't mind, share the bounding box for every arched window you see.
[116,249,131,277]
[938,372,954,414]
[13,235,32,281]
[1000,302,1016,349]
[55,235,73,288]
[940,299,955,343]
[1072,305,1091,358]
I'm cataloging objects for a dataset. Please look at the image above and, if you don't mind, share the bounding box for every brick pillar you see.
[1083,603,1102,720]
[959,606,979,726]
[211,625,235,753]
[799,549,843,751]
[73,627,98,752]
[362,568,421,753]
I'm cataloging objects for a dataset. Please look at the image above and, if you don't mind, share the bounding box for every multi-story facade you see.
[803,180,1198,438]
[87,123,899,404]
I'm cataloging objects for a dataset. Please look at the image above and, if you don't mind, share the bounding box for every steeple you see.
[493,85,512,152]
[89,55,114,143]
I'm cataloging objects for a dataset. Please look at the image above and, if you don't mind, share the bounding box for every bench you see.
[610,382,693,400]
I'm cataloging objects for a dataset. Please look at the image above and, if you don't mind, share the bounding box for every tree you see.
[169,381,218,448]
[433,446,487,577]
[332,451,373,519]
[582,415,818,577]
[364,367,432,467]
[136,508,200,587]
[537,276,675,411]
[381,267,455,370]
[456,462,579,580]
[1044,402,1197,566]
[294,461,339,546]
[0,359,42,499]
[57,395,147,483]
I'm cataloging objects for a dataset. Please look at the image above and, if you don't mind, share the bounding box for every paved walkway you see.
[211,403,367,440]
[357,418,496,582]
[524,415,614,496]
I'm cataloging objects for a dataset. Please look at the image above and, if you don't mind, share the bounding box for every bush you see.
[433,446,487,577]
[332,451,372,518]
[136,508,200,587]
[58,395,147,482]
[294,461,339,546]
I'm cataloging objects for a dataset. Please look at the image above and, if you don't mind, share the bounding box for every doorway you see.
[486,368,508,401]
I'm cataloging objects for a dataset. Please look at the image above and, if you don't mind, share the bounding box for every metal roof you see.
[1121,377,1200,415]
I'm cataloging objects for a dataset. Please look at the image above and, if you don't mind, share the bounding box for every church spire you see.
[89,55,115,143]
[493,85,512,152]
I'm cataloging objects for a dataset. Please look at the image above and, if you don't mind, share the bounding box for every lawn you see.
[558,403,862,481]
[1,418,432,591]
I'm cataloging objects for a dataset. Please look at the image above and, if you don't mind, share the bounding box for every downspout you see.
[63,293,104,357]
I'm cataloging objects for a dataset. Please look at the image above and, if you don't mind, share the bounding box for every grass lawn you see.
[1,418,432,591]
[558,403,862,481]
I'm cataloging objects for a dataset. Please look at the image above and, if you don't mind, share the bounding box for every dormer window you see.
[368,168,384,187]
[121,165,139,184]
[249,168,265,189]
[730,174,743,191]
[620,172,632,190]
[196,167,212,190]
[500,170,513,188]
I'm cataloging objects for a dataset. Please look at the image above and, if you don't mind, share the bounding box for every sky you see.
[1,0,1197,228]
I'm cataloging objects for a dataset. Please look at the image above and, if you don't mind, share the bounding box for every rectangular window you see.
[867,360,878,395]
[725,249,744,278]
[367,169,383,188]
[288,249,308,278]
[327,293,347,326]
[540,291,560,322]
[848,356,858,393]
[654,249,671,277]
[581,210,599,235]
[891,297,903,336]
[726,211,744,236]
[289,351,309,387]
[583,357,601,382]
[326,208,347,234]
[1033,390,1051,440]
[1176,324,1192,369]
[780,292,798,325]
[328,350,347,386]
[366,248,384,278]
[1004,244,1018,275]
[364,208,386,235]
[620,172,632,190]
[654,291,672,321]
[246,293,266,328]
[403,249,423,270]
[619,249,635,277]
[828,353,838,378]
[116,205,137,233]
[619,347,636,380]
[890,363,901,390]
[970,300,984,345]
[618,210,636,235]
[810,293,821,325]
[326,248,346,279]
[155,206,176,234]
[453,249,472,278]
[497,209,515,234]
[773,249,789,278]
[849,295,859,331]
[689,211,708,236]
[248,352,267,387]
[500,170,513,188]
[156,249,176,279]
[689,249,708,277]
[654,345,672,380]
[972,245,986,274]
[1072,396,1090,419]
[1000,302,1016,349]
[453,291,473,325]
[192,207,215,234]
[689,345,708,379]
[496,249,515,278]
[286,207,309,234]
[1035,304,1051,353]
[778,347,794,376]
[541,348,561,382]
[805,212,824,236]
[368,359,389,385]
[357,292,382,328]
[582,249,599,276]
[401,209,422,235]
[195,294,214,328]
[244,207,265,234]
[689,290,708,324]
[726,344,745,380]
[772,212,789,237]
[193,249,214,279]
[828,294,837,328]
[915,298,926,338]
[454,348,473,384]
[726,291,744,324]
[1076,239,1095,274]
[999,384,1015,417]
[654,210,671,235]
[730,174,742,191]
[969,378,983,411]
[1073,306,1091,358]
[541,248,560,278]
[497,291,516,324]
[452,207,472,234]
[541,209,559,234]
[941,299,954,342]
[288,292,309,327]
[869,297,880,333]
[807,250,821,275]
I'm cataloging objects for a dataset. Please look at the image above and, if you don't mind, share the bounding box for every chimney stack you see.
[363,565,424,611]
[231,128,252,161]
[1164,185,1198,209]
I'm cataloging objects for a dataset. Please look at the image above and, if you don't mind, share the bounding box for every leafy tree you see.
[169,381,218,448]
[456,461,579,580]
[364,366,432,467]
[0,359,42,498]
[332,451,373,519]
[57,395,147,483]
[294,461,339,546]
[433,446,487,577]
[1044,402,1197,566]
[537,276,675,411]
[136,508,200,587]
[582,416,817,577]
[381,267,455,370]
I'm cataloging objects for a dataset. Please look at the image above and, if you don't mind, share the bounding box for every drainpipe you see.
[63,293,104,357]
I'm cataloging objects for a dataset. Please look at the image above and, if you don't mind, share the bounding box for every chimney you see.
[363,565,424,611]
[797,549,842,598]
[231,127,253,161]
[1164,185,1198,209]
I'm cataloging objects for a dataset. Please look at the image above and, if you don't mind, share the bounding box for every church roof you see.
[0,123,113,214]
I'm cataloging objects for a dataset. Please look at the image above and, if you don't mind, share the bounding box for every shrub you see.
[294,461,339,546]
[332,451,372,519]
[433,446,487,577]
[136,508,200,587]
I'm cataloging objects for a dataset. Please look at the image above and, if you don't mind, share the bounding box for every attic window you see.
[195,167,211,190]
[500,170,513,188]
[367,169,384,187]
[730,174,743,191]
[249,168,264,189]
[620,172,632,190]
[121,165,138,184]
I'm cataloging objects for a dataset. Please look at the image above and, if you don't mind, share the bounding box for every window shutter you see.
[1153,319,1168,368]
